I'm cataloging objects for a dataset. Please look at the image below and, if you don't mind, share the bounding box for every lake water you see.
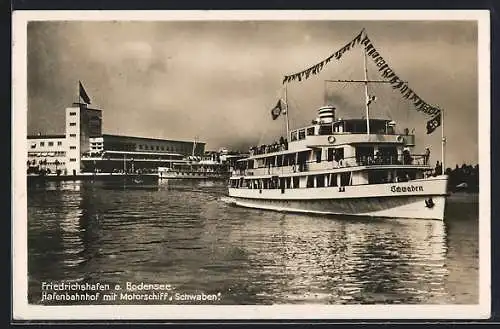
[27,179,479,305]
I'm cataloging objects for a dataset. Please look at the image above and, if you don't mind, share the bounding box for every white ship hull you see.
[227,176,448,220]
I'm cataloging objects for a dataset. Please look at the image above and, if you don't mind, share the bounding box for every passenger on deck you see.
[434,161,442,176]
[425,147,431,165]
[402,147,412,165]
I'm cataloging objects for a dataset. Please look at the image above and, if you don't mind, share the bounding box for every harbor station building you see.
[27,103,206,175]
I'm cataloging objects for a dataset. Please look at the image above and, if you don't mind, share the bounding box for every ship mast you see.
[363,47,370,136]
[192,136,197,157]
[441,109,446,173]
[284,84,290,139]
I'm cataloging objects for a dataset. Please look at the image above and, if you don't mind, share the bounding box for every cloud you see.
[26,20,479,166]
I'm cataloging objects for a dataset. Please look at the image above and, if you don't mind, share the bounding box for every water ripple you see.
[27,181,478,305]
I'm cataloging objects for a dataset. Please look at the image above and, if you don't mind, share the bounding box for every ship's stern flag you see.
[271,100,283,120]
[426,112,441,134]
[79,81,91,104]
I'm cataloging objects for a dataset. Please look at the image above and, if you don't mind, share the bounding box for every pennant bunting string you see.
[360,32,442,118]
[281,28,443,131]
[282,29,364,85]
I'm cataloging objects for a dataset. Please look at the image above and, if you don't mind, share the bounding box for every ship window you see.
[277,156,283,167]
[282,155,289,166]
[315,150,322,163]
[368,170,387,184]
[319,125,333,135]
[48,141,54,146]
[298,129,306,140]
[334,148,344,162]
[306,127,315,136]
[40,142,45,147]
[69,112,77,116]
[286,177,291,188]
[329,173,338,187]
[356,146,375,165]
[30,143,36,149]
[293,177,300,188]
[327,148,334,161]
[58,141,62,146]
[340,172,351,186]
[291,131,298,141]
[306,175,314,188]
[316,175,325,188]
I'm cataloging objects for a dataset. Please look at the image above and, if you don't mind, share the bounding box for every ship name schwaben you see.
[390,185,424,193]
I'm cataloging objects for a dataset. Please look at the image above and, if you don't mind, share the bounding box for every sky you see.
[27,19,479,167]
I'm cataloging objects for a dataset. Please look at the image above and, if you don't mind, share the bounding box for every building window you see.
[48,141,54,146]
[40,142,45,147]
[70,146,77,150]
[69,122,77,126]
[69,112,77,116]
[57,141,62,146]
[69,158,77,162]
[70,134,77,137]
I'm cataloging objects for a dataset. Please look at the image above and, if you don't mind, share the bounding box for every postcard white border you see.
[12,10,491,320]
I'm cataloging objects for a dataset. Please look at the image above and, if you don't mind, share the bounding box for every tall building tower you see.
[65,103,102,175]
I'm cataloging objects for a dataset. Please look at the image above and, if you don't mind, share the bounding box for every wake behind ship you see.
[227,29,448,220]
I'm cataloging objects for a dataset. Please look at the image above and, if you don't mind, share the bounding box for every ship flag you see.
[79,80,92,104]
[367,95,377,106]
[426,112,441,134]
[271,99,283,120]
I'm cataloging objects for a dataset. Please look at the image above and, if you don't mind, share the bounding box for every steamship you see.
[226,33,448,220]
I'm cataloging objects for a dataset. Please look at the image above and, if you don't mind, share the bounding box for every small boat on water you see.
[158,144,247,180]
[158,160,230,180]
[227,29,448,220]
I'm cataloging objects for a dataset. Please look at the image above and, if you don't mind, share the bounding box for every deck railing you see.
[231,154,429,176]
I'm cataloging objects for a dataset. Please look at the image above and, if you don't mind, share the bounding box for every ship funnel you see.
[318,106,335,124]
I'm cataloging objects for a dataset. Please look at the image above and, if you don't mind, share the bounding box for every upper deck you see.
[249,118,415,159]
[235,106,428,179]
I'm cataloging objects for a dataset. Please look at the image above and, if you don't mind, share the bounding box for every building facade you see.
[27,103,206,175]
[27,134,67,175]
